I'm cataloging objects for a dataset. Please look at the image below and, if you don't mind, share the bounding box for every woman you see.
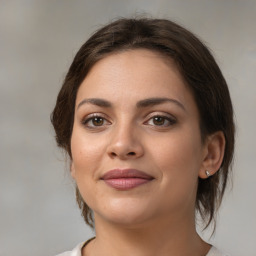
[51,18,234,256]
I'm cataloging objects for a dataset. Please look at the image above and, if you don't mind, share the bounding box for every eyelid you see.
[144,112,177,126]
[81,113,111,127]
[145,111,176,121]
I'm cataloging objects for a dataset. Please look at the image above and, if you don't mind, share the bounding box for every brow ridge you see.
[77,98,112,109]
[77,97,185,111]
[136,97,185,111]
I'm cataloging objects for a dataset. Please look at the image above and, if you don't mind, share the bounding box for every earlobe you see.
[199,131,226,179]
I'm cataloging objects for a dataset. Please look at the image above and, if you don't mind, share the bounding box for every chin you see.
[94,197,155,227]
[100,212,152,229]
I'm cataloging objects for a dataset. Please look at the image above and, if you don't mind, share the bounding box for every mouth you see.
[100,169,154,190]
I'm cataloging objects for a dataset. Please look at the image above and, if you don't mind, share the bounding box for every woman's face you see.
[71,49,208,227]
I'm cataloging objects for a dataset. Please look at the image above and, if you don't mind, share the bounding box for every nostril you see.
[111,152,117,157]
[128,152,136,156]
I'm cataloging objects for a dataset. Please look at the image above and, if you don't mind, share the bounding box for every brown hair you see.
[51,18,235,229]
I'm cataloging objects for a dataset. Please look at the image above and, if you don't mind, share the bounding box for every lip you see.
[101,169,154,190]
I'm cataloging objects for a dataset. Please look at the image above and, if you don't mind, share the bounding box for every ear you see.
[70,161,76,179]
[198,131,226,179]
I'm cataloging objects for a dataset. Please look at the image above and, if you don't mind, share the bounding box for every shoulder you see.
[55,238,95,256]
[207,246,231,256]
[55,242,84,256]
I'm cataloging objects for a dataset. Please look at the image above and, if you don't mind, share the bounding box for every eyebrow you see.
[136,97,186,111]
[77,97,186,111]
[77,98,112,109]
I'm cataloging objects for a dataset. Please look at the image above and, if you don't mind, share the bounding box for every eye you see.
[82,114,111,129]
[145,115,176,127]
[90,117,104,126]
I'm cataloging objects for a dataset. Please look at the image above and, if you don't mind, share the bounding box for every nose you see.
[107,123,144,160]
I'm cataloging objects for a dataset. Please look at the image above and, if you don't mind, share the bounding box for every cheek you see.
[149,127,203,201]
[148,131,202,212]
[70,131,107,207]
[71,131,106,178]
[153,131,202,171]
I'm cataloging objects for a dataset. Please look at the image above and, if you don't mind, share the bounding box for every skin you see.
[70,49,225,256]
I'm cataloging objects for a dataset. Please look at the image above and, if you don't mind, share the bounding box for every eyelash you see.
[81,113,111,129]
[144,114,176,127]
[81,113,176,129]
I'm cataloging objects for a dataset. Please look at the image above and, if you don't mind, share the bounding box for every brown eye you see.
[152,116,165,126]
[92,117,104,126]
[82,115,111,129]
[146,115,176,127]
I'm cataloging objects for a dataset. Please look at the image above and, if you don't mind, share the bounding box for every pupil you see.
[93,117,103,126]
[154,117,164,125]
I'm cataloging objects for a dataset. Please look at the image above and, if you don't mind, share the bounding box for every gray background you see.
[0,0,255,255]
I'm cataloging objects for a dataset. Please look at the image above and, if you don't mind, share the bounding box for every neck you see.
[83,213,210,256]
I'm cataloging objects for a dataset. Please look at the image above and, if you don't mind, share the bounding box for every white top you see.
[55,239,230,256]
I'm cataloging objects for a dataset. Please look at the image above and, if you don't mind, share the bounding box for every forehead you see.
[76,49,194,109]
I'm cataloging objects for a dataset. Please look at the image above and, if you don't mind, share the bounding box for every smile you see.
[101,169,154,190]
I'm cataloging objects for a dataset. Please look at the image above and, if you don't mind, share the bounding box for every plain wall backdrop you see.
[0,0,255,255]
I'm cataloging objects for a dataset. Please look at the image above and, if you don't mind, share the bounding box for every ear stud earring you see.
[205,170,211,177]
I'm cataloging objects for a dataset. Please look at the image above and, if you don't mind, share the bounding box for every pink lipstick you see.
[101,169,154,190]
